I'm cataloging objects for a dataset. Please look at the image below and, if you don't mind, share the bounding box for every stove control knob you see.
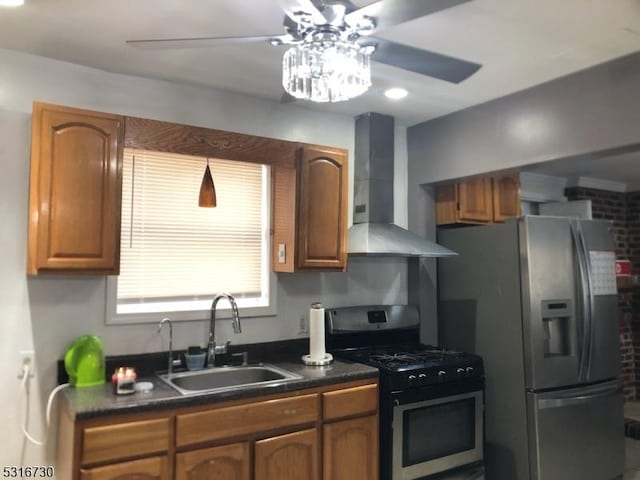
[438,370,446,378]
[466,367,474,374]
[457,368,465,374]
[418,373,427,379]
[408,375,417,381]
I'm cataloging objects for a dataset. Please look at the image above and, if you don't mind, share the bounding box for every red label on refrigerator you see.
[615,259,631,276]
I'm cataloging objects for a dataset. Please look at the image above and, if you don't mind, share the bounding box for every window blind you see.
[118,149,266,304]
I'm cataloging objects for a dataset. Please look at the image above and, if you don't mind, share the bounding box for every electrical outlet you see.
[298,315,309,335]
[18,350,35,379]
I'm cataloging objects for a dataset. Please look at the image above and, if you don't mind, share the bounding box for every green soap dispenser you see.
[64,335,106,387]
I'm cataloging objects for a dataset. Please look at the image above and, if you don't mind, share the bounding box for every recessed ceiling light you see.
[384,88,408,100]
[0,0,24,6]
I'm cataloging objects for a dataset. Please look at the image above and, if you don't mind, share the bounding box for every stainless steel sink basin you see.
[158,364,302,396]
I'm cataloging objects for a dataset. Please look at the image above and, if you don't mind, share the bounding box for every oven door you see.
[392,384,484,480]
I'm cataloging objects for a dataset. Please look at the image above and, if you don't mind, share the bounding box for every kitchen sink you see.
[158,364,302,396]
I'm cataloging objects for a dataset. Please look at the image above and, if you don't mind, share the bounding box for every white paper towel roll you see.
[309,303,326,361]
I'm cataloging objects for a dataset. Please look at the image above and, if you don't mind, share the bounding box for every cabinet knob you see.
[438,371,446,377]
[408,375,417,380]
[466,367,474,373]
[457,368,465,374]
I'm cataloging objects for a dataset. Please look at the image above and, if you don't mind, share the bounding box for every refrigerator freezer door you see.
[578,219,621,384]
[519,216,582,390]
[526,380,624,480]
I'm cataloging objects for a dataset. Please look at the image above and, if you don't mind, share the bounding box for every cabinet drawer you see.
[81,417,170,465]
[80,456,169,480]
[176,393,319,447]
[323,384,378,421]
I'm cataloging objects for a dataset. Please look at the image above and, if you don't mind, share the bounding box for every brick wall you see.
[565,187,638,400]
[627,192,640,397]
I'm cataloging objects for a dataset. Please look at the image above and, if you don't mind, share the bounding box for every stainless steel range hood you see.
[348,113,456,257]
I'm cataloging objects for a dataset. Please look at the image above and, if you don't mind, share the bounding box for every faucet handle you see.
[213,339,231,355]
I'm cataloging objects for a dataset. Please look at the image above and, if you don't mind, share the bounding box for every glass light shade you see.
[282,40,371,103]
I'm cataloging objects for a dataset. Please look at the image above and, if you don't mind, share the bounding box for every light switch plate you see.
[278,243,286,263]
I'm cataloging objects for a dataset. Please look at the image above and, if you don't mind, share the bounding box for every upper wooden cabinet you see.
[28,102,124,275]
[27,102,348,276]
[272,146,348,272]
[436,173,521,226]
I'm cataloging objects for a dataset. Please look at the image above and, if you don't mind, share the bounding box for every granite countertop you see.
[61,358,378,420]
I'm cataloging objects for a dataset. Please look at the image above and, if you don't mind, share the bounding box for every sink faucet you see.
[157,317,180,378]
[207,293,242,368]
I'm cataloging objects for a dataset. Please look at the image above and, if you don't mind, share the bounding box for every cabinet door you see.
[492,173,521,222]
[457,177,493,223]
[436,184,458,225]
[80,456,168,480]
[296,146,348,270]
[176,442,249,480]
[255,428,319,480]
[323,415,378,480]
[28,102,124,275]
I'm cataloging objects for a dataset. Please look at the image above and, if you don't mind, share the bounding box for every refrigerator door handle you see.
[537,382,621,410]
[576,221,595,380]
[569,220,589,382]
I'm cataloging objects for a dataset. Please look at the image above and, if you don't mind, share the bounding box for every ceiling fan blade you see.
[275,0,327,25]
[346,0,471,33]
[369,37,481,83]
[126,34,290,50]
[280,91,298,104]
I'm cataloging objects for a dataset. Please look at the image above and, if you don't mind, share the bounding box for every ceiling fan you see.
[126,0,481,103]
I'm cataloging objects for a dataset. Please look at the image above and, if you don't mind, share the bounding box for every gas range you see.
[325,304,485,480]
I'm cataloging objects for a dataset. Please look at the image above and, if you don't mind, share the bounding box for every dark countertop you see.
[61,358,378,420]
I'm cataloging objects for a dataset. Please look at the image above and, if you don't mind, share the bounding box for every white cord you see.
[20,363,70,446]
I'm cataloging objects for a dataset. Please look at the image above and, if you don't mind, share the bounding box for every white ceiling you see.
[0,0,639,127]
[1,0,640,189]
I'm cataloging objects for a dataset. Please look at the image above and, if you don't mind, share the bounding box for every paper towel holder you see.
[302,302,334,366]
[302,352,334,366]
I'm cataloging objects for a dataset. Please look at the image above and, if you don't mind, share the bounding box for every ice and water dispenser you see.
[541,300,574,357]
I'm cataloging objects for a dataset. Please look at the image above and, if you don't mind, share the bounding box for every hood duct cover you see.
[348,112,456,257]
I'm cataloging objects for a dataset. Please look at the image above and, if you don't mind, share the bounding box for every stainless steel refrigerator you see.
[438,216,624,480]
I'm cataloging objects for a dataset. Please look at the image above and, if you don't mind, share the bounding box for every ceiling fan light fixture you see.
[282,39,371,103]
[0,0,24,6]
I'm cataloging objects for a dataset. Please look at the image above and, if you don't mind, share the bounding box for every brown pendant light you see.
[198,158,217,208]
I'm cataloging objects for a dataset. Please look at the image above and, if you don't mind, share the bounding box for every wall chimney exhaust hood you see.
[348,113,456,257]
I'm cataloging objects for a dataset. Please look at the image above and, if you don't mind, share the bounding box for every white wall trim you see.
[573,176,627,193]
[519,172,567,202]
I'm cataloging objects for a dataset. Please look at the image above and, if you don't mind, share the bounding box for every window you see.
[106,148,274,324]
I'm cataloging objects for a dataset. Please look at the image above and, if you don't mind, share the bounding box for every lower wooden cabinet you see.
[255,428,319,480]
[323,415,379,480]
[80,456,169,480]
[176,443,249,480]
[59,379,377,480]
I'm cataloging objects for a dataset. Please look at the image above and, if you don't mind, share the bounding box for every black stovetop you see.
[333,343,482,373]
